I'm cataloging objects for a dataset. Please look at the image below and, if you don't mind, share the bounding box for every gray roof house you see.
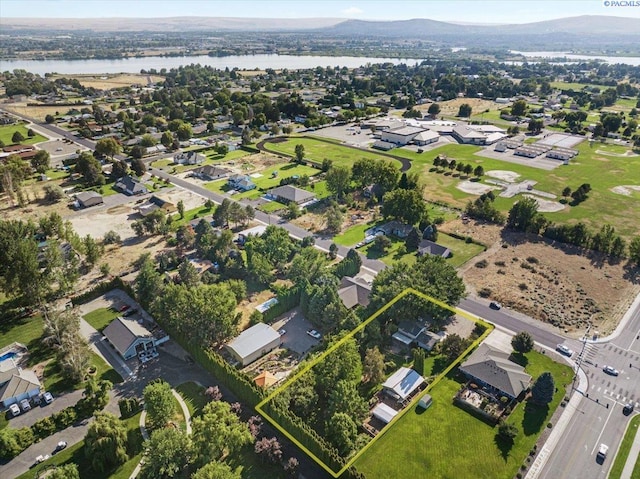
[174,151,205,165]
[103,316,169,360]
[417,239,451,258]
[0,360,41,407]
[115,175,148,196]
[338,276,372,309]
[76,191,104,208]
[226,323,281,367]
[228,174,256,191]
[194,165,232,181]
[374,221,413,239]
[459,343,532,399]
[267,185,316,205]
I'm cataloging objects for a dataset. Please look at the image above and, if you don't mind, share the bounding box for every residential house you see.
[228,174,256,191]
[115,175,148,196]
[0,358,41,407]
[136,195,177,217]
[174,151,205,165]
[226,323,281,367]
[103,316,169,361]
[337,276,372,309]
[374,221,413,239]
[267,185,316,205]
[417,239,451,259]
[193,165,232,181]
[458,343,532,400]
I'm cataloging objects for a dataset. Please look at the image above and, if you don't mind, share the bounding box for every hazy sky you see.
[1,0,639,23]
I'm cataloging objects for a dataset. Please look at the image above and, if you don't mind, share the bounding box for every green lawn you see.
[171,204,215,228]
[0,124,47,146]
[437,233,486,268]
[175,381,208,417]
[356,350,573,479]
[0,314,54,367]
[609,414,640,479]
[334,220,383,246]
[16,412,144,479]
[262,136,403,169]
[43,350,123,394]
[83,307,119,332]
[549,81,612,91]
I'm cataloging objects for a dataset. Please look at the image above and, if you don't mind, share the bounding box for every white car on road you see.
[556,344,574,357]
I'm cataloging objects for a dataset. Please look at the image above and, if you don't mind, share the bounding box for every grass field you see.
[356,350,572,479]
[83,307,119,332]
[609,414,640,479]
[549,81,612,91]
[0,124,47,146]
[16,412,144,479]
[262,136,403,169]
[175,381,208,417]
[43,350,123,394]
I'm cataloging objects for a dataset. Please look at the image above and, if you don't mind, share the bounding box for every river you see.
[0,53,423,76]
[509,50,640,66]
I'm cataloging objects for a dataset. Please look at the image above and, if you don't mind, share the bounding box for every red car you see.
[119,304,131,312]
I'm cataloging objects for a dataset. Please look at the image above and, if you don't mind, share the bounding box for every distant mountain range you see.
[2,15,639,35]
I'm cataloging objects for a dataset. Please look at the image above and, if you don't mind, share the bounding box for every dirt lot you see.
[49,73,164,90]
[417,98,505,117]
[2,104,70,122]
[456,222,640,337]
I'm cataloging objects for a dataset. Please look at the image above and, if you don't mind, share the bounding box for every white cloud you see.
[342,6,364,15]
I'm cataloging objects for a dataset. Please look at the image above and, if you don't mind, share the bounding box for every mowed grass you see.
[43,350,123,394]
[16,412,144,479]
[405,142,640,239]
[262,136,403,169]
[83,307,119,332]
[0,124,47,145]
[356,350,572,479]
[609,414,640,479]
[175,381,208,417]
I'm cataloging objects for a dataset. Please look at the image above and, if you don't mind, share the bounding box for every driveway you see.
[272,308,321,355]
[7,390,84,430]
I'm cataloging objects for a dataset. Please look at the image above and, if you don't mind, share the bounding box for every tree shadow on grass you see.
[509,352,528,368]
[522,401,549,436]
[494,434,514,462]
[430,356,451,376]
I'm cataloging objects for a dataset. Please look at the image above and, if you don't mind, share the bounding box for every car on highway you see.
[306,329,322,340]
[556,344,574,357]
[596,443,609,463]
[489,301,502,310]
[9,403,20,417]
[53,441,67,454]
[603,365,619,376]
[623,403,634,415]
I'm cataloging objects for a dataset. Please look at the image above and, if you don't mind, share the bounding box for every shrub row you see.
[71,276,135,306]
[262,286,302,323]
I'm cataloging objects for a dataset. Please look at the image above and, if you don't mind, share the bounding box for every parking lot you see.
[271,308,321,355]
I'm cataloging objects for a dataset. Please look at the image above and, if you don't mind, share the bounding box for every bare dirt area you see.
[441,218,504,247]
[611,185,640,196]
[486,170,521,183]
[49,73,164,90]
[417,98,504,117]
[460,232,640,337]
[457,180,495,195]
[2,103,71,122]
[521,194,565,213]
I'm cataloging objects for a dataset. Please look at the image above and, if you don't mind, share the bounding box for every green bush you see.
[32,416,56,440]
[118,397,142,418]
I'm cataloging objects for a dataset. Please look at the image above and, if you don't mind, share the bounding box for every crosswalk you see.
[589,384,638,407]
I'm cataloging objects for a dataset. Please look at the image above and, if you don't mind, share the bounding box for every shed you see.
[226,323,281,367]
[382,367,425,402]
[417,394,433,410]
[76,191,103,208]
[372,402,399,424]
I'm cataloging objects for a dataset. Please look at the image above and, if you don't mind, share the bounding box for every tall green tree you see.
[629,236,640,266]
[84,412,128,473]
[363,346,385,384]
[315,337,362,396]
[75,151,105,186]
[381,188,426,225]
[48,464,80,479]
[326,165,352,200]
[191,401,252,467]
[191,461,241,479]
[294,144,305,163]
[328,380,368,421]
[511,331,534,354]
[95,137,122,160]
[135,257,164,311]
[143,381,176,428]
[30,150,50,174]
[531,372,555,406]
[140,427,191,479]
[506,197,546,234]
[326,413,358,457]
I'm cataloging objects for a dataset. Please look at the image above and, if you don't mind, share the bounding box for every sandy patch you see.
[522,194,565,213]
[456,180,494,195]
[611,185,640,196]
[596,149,639,158]
[49,73,164,90]
[486,170,520,182]
[417,98,504,117]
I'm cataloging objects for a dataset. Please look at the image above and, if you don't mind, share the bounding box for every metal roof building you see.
[226,323,281,367]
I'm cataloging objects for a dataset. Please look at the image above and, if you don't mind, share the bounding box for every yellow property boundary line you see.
[256,288,493,477]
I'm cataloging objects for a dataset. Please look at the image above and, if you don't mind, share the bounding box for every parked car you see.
[9,403,20,417]
[123,308,138,317]
[278,328,286,336]
[20,398,31,412]
[489,301,502,310]
[53,441,67,454]
[556,344,574,357]
[306,329,322,340]
[33,454,50,467]
[603,365,619,376]
[623,403,634,415]
[42,391,54,404]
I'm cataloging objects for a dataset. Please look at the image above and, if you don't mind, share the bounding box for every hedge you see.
[71,276,135,306]
[262,286,301,323]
